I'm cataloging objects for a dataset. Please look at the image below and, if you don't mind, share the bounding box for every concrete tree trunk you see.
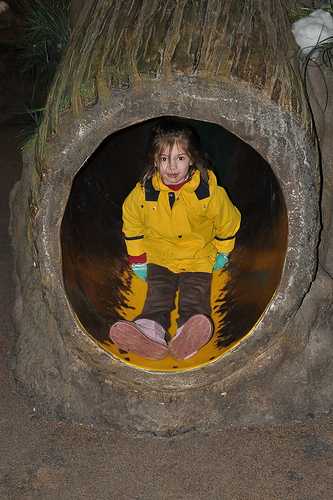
[9,0,333,435]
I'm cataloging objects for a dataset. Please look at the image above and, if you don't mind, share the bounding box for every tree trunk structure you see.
[9,0,333,435]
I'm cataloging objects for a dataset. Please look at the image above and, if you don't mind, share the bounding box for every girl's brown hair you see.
[140,118,212,187]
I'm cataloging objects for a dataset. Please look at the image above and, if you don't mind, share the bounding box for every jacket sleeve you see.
[208,185,241,254]
[122,184,146,256]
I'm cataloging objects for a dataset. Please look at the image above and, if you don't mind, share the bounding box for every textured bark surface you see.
[308,67,333,278]
[37,0,310,157]
[9,0,333,435]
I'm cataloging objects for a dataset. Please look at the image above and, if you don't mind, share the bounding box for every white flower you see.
[0,1,9,14]
[291,9,333,57]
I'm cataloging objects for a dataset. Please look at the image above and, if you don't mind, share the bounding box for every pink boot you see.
[109,319,168,360]
[168,314,213,361]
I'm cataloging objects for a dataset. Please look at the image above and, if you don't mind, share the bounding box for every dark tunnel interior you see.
[60,117,288,370]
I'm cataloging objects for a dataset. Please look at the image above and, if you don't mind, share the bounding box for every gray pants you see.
[135,263,212,333]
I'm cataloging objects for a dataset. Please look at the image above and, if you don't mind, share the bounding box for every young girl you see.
[110,118,241,361]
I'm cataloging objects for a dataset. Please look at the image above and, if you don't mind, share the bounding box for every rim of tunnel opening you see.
[28,67,321,389]
[60,116,289,373]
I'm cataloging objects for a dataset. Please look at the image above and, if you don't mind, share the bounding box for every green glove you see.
[131,262,147,281]
[213,253,229,271]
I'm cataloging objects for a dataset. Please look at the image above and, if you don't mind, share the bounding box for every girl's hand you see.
[213,253,229,271]
[131,262,147,281]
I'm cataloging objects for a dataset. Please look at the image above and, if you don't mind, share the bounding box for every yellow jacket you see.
[122,170,241,273]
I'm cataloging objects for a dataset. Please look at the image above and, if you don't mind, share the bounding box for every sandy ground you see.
[0,125,333,500]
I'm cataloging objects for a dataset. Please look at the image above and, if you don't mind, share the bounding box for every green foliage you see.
[19,0,72,91]
[290,2,333,110]
[16,0,71,149]
[299,36,333,111]
[290,1,333,23]
[16,106,45,150]
[301,36,333,70]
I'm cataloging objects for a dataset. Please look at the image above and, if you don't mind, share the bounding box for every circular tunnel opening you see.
[60,117,288,371]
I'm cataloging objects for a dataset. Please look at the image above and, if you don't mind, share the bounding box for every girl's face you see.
[155,141,192,185]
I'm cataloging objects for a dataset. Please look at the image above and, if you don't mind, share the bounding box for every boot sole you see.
[168,314,213,361]
[110,321,169,360]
